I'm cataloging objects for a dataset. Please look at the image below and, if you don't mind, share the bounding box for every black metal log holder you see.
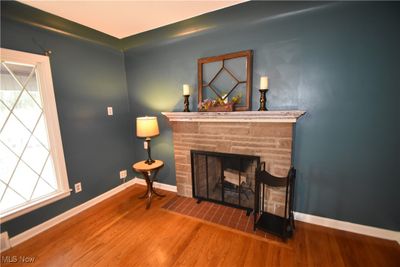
[253,162,296,240]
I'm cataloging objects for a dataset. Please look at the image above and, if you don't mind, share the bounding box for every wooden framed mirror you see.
[198,50,253,111]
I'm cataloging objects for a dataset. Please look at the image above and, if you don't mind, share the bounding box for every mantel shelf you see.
[162,110,305,123]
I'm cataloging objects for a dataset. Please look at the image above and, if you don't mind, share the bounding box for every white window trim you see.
[0,48,71,223]
[0,190,71,223]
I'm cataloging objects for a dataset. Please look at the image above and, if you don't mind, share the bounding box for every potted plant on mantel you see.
[198,94,241,112]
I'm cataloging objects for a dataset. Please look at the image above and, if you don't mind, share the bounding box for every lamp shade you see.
[136,116,159,138]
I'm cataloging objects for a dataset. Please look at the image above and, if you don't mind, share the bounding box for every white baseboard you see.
[8,178,175,249]
[6,179,398,250]
[132,177,177,192]
[9,179,136,248]
[294,212,400,244]
[0,232,11,252]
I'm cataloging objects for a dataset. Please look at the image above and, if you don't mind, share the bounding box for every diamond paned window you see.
[0,48,70,222]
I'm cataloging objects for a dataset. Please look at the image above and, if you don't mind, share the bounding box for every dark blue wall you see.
[1,18,134,236]
[1,1,399,236]
[124,2,400,230]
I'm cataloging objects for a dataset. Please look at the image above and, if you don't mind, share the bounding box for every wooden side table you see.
[132,160,165,209]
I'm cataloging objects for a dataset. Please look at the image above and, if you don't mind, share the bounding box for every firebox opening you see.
[191,150,260,214]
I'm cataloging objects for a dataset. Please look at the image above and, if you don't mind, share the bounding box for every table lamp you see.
[136,116,159,165]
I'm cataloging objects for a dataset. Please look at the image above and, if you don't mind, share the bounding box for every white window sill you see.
[0,189,72,223]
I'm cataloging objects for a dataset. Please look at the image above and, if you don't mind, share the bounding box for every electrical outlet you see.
[120,170,127,179]
[107,106,113,116]
[74,182,82,193]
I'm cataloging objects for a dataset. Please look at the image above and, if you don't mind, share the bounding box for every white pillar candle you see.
[260,76,269,90]
[183,84,190,95]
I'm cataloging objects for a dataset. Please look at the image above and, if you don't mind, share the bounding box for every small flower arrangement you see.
[198,94,241,112]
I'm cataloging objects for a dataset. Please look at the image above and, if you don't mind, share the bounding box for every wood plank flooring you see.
[2,185,399,266]
[162,195,285,242]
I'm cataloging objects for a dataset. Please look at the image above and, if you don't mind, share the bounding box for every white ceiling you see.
[19,0,246,39]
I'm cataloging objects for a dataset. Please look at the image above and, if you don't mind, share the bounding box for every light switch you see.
[107,106,113,116]
[144,141,148,150]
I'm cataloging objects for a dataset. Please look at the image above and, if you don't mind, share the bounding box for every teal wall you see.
[124,1,400,231]
[1,1,399,236]
[1,18,134,236]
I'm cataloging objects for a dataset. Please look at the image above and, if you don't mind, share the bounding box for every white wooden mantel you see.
[162,110,306,123]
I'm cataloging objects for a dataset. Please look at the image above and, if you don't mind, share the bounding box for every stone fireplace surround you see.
[162,111,305,216]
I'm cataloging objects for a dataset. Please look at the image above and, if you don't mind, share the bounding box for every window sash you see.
[0,48,70,223]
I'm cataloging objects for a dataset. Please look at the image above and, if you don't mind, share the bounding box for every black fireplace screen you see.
[191,150,260,212]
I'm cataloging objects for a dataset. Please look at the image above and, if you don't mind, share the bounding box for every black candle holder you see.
[258,89,268,111]
[183,95,190,112]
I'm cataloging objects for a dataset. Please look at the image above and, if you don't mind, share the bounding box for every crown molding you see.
[2,1,337,52]
[1,1,122,50]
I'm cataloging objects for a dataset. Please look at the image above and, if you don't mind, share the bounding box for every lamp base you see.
[144,138,155,165]
[144,159,155,165]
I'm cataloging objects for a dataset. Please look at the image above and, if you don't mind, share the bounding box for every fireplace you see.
[191,150,260,214]
[162,111,305,217]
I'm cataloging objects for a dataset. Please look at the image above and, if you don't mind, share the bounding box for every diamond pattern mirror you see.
[198,50,253,111]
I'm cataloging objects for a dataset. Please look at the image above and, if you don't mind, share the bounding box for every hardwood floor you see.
[2,185,399,266]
